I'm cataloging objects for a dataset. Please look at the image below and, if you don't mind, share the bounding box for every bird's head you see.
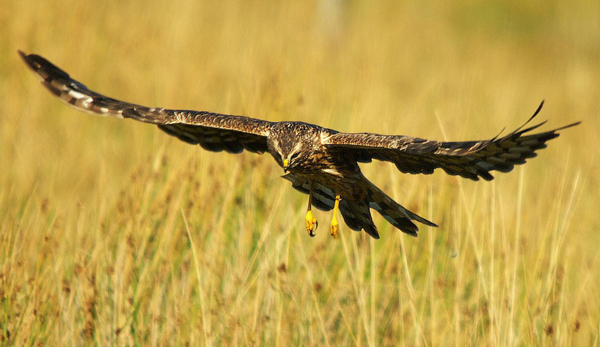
[267,122,318,172]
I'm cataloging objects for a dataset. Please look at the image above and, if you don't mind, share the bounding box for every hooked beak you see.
[283,159,289,172]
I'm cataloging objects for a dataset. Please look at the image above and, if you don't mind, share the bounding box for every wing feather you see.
[19,51,271,154]
[324,102,579,181]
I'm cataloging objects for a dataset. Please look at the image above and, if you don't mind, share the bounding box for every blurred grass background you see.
[1,0,598,345]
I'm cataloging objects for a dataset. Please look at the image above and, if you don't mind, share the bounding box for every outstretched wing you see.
[19,51,272,154]
[324,102,580,181]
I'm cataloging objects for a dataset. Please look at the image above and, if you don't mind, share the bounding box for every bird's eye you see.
[290,152,300,161]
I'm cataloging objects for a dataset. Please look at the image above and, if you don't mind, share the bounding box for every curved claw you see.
[305,210,318,237]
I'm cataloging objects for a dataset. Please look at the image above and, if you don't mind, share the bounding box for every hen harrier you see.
[19,51,579,239]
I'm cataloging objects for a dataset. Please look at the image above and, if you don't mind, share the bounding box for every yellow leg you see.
[330,195,341,238]
[305,182,318,237]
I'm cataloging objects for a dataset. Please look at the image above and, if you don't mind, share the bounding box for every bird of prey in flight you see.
[19,51,579,239]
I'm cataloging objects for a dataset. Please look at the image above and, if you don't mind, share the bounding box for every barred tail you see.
[364,179,437,237]
[283,172,437,238]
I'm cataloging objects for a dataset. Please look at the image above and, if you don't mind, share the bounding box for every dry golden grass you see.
[2,0,598,345]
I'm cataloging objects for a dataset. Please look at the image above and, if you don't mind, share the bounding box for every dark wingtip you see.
[523,100,546,128]
[511,100,546,135]
[532,100,545,119]
[18,51,71,80]
[552,121,582,132]
[18,50,36,71]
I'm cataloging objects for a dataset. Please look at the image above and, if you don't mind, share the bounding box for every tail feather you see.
[283,172,436,238]
[365,179,437,237]
[339,200,380,239]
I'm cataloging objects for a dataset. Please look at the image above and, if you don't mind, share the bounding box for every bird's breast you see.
[293,146,359,179]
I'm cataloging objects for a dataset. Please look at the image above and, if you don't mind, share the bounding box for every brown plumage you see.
[19,51,580,239]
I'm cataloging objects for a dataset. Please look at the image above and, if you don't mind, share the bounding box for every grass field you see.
[2,0,599,345]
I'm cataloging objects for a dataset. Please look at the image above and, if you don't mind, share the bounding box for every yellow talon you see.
[305,210,318,237]
[330,195,341,238]
[330,215,339,238]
